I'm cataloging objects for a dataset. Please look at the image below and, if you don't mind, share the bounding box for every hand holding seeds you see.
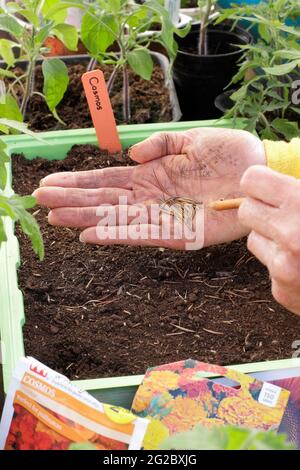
[239,166,300,316]
[33,128,265,250]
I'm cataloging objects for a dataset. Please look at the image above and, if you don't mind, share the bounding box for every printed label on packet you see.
[258,382,282,408]
[81,69,122,154]
[0,357,148,450]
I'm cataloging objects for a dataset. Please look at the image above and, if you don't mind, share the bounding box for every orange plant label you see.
[81,69,122,153]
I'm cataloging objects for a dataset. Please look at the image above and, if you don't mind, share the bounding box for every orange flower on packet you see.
[0,357,148,451]
[132,359,290,450]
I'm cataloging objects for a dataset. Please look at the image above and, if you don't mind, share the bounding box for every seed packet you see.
[132,359,290,450]
[0,357,148,450]
[270,377,300,449]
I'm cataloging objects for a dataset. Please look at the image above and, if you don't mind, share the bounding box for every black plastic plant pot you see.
[173,25,252,120]
[214,89,236,114]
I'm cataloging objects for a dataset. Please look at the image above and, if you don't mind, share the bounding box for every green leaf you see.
[0,14,23,39]
[0,39,18,67]
[42,58,69,121]
[7,194,44,260]
[263,60,300,76]
[17,9,40,28]
[43,1,84,23]
[0,119,48,143]
[52,24,78,51]
[260,127,280,141]
[0,68,17,79]
[0,94,23,122]
[42,0,67,23]
[0,216,7,244]
[258,23,270,43]
[230,86,248,102]
[159,424,294,451]
[81,11,118,56]
[0,140,9,191]
[271,118,300,140]
[274,49,300,61]
[128,48,153,80]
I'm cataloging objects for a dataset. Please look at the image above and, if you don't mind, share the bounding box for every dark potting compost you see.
[13,145,300,381]
[17,62,172,131]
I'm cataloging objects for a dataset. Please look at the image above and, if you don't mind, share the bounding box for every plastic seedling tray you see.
[1,120,300,408]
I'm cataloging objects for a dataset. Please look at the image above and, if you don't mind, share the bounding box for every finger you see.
[272,279,300,316]
[240,165,297,208]
[247,230,276,268]
[238,197,280,241]
[33,187,133,208]
[40,167,133,190]
[79,222,203,250]
[129,131,187,163]
[48,204,157,228]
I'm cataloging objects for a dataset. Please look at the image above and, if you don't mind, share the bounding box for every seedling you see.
[196,1,218,55]
[0,119,44,259]
[216,0,300,140]
[80,0,190,123]
[0,0,81,126]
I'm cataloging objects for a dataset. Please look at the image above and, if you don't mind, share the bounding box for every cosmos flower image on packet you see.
[0,357,148,450]
[132,359,291,450]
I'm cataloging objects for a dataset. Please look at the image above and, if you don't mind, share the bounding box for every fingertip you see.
[79,232,86,243]
[79,227,93,244]
[128,142,145,163]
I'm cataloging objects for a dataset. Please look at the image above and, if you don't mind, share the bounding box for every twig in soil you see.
[175,289,187,301]
[204,294,222,301]
[85,276,94,289]
[126,291,142,300]
[170,324,195,333]
[225,290,249,299]
[203,328,224,335]
[166,332,185,336]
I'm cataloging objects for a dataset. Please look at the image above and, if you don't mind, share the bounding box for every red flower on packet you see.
[0,357,149,451]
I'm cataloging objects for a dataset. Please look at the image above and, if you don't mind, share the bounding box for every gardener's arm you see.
[238,138,300,316]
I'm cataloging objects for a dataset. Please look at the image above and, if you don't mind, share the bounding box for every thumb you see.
[129,131,187,164]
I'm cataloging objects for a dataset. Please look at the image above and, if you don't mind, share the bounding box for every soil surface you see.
[16,62,172,131]
[12,145,300,381]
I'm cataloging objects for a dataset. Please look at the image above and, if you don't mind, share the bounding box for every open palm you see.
[34,128,266,249]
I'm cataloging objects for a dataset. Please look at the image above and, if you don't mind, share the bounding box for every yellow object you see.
[264,138,300,179]
[142,418,169,450]
[103,404,137,425]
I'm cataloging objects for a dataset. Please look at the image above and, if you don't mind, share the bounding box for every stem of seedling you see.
[122,63,131,123]
[199,0,212,56]
[107,64,120,95]
[20,56,35,117]
[87,57,98,72]
[20,26,36,118]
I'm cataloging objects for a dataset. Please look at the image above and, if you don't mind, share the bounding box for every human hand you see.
[34,128,265,249]
[239,165,300,316]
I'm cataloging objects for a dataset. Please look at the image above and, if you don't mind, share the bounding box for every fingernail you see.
[32,189,38,197]
[128,143,138,155]
[39,178,45,187]
[79,233,85,243]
